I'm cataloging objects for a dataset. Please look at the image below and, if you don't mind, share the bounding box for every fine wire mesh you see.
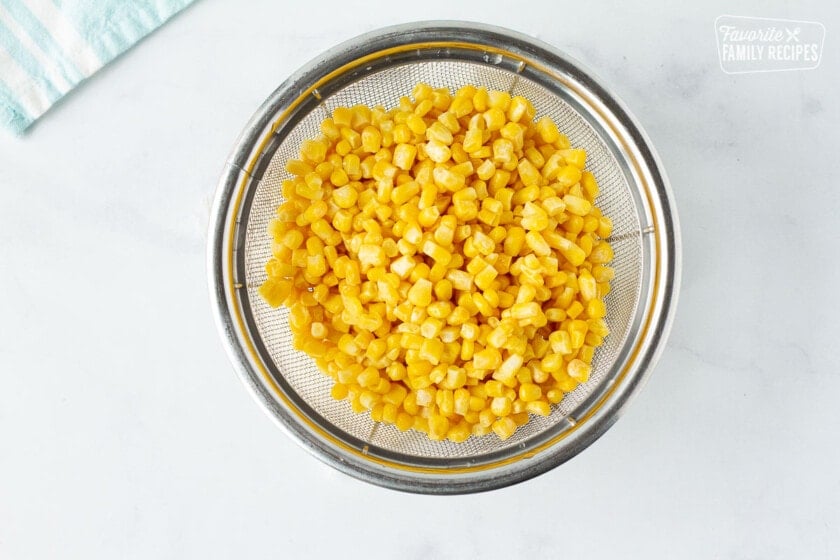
[242,60,643,460]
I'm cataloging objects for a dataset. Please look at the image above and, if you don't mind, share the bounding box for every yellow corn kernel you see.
[300,139,327,164]
[441,367,468,390]
[551,235,586,267]
[568,320,588,349]
[387,255,414,280]
[440,302,470,326]
[536,116,560,143]
[432,215,456,246]
[492,417,517,440]
[500,122,525,149]
[360,126,381,153]
[406,113,427,135]
[412,82,433,101]
[450,161,474,176]
[520,202,549,231]
[425,139,452,163]
[458,339,474,362]
[546,388,564,404]
[474,408,493,428]
[525,231,551,257]
[556,165,582,188]
[507,96,534,123]
[483,108,506,131]
[395,412,414,431]
[581,170,600,200]
[419,338,444,365]
[431,278,452,301]
[408,97,429,116]
[597,217,613,239]
[515,284,537,304]
[388,181,418,206]
[480,380,501,399]
[418,206,440,229]
[541,196,566,217]
[471,347,501,370]
[578,270,597,302]
[493,353,524,384]
[444,270,472,292]
[418,317,443,340]
[258,278,292,307]
[426,121,454,145]
[340,127,361,150]
[447,422,471,443]
[525,400,551,416]
[542,352,566,373]
[517,158,542,188]
[433,166,465,191]
[578,344,595,364]
[419,87,441,108]
[567,300,585,320]
[350,105,372,130]
[466,256,489,276]
[357,244,386,269]
[486,90,510,110]
[356,366,379,389]
[560,148,587,169]
[449,94,473,118]
[393,143,417,171]
[500,226,525,256]
[467,87,488,112]
[586,299,607,319]
[309,321,328,340]
[564,194,592,216]
[492,138,515,165]
[281,229,305,250]
[567,359,591,383]
[419,238,449,264]
[407,278,433,307]
[450,387,470,415]
[427,301,453,320]
[474,159,495,182]
[416,386,437,407]
[590,241,614,264]
[518,383,542,402]
[470,293,492,317]
[330,383,349,401]
[510,301,540,320]
[459,323,479,342]
[490,395,512,417]
[524,148,545,171]
[438,111,462,133]
[474,265,499,291]
[320,117,341,140]
[463,128,483,153]
[486,324,509,349]
[305,254,327,278]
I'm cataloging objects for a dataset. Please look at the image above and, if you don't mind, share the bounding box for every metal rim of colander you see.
[208,21,680,494]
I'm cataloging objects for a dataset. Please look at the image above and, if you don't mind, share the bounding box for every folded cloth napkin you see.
[0,0,194,134]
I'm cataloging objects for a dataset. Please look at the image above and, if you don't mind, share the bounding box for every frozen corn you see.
[260,84,614,442]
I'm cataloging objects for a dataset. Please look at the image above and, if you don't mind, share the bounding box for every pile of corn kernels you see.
[260,83,614,442]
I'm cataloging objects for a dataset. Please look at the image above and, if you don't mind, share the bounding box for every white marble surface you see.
[1,0,839,558]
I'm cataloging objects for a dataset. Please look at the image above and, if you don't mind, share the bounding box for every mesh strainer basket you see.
[208,21,680,494]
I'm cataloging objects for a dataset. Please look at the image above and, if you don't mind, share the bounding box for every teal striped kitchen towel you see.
[0,0,194,134]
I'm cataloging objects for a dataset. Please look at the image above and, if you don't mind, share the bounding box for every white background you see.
[1,1,838,558]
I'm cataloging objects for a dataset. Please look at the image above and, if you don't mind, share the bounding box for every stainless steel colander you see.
[208,21,680,494]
